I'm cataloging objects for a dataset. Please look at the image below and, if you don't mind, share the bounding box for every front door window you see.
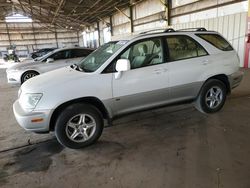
[120,38,163,69]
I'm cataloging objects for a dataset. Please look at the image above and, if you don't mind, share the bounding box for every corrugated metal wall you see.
[173,12,247,67]
[111,0,167,41]
[0,22,81,57]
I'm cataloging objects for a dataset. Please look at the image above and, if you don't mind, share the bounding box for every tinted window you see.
[50,50,71,60]
[166,35,207,61]
[71,49,93,58]
[196,34,233,51]
[119,38,163,69]
[103,61,116,73]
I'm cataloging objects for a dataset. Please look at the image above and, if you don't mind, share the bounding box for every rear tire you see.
[55,103,104,149]
[195,79,227,113]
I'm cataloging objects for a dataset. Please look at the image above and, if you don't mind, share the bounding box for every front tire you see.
[21,71,39,84]
[195,79,227,113]
[55,103,104,149]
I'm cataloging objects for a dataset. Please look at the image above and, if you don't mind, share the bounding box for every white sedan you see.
[6,47,94,85]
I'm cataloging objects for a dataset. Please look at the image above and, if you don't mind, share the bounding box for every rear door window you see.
[196,34,233,51]
[166,35,208,62]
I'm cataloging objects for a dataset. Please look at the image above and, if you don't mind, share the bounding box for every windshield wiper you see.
[70,64,83,72]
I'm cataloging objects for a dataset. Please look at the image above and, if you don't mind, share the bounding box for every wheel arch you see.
[21,70,40,83]
[198,74,231,98]
[206,74,230,94]
[49,97,110,131]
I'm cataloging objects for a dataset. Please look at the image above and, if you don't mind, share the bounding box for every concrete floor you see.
[0,67,250,188]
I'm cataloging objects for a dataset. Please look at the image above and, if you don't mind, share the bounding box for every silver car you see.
[6,47,94,85]
[13,28,243,149]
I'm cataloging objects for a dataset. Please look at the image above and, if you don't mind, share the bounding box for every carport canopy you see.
[0,0,141,30]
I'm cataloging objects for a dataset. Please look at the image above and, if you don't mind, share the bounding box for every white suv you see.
[13,28,243,149]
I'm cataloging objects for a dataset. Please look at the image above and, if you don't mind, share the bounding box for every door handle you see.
[154,68,168,74]
[154,69,163,74]
[202,60,210,65]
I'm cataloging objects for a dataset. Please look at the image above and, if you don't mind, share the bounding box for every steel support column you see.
[97,21,101,46]
[130,5,134,33]
[244,0,250,68]
[109,16,113,36]
[5,22,11,46]
[55,27,59,48]
[167,0,171,26]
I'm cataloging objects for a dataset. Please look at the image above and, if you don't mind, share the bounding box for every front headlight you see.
[19,93,43,111]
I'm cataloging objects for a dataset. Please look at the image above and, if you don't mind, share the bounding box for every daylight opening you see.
[5,13,32,23]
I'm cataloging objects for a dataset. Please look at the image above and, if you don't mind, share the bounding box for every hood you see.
[7,60,44,72]
[21,58,35,63]
[21,66,89,93]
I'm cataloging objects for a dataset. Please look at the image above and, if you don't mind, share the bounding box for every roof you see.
[54,47,95,51]
[112,27,217,41]
[0,0,142,31]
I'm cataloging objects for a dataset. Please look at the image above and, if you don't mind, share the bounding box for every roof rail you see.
[164,28,175,32]
[139,29,165,34]
[176,27,207,32]
[139,27,207,35]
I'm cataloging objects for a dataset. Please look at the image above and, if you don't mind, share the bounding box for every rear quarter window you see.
[196,34,233,51]
[166,35,208,62]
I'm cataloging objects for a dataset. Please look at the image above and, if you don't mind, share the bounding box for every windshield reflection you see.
[78,41,127,72]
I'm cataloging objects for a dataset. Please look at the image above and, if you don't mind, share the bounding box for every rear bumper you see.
[228,70,244,90]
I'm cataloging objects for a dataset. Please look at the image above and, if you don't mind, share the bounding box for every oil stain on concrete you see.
[0,170,8,186]
[0,139,64,186]
[12,139,64,172]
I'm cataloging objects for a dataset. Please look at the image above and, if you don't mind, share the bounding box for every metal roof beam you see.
[51,0,65,25]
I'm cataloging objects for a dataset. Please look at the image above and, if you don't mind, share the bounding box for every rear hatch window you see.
[196,34,233,51]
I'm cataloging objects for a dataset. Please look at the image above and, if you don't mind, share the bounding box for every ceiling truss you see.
[0,0,143,31]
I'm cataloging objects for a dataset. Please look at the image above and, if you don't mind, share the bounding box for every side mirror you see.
[115,59,131,79]
[116,59,131,72]
[46,58,54,63]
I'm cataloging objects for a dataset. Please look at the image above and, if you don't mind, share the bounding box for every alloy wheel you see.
[205,86,223,109]
[65,114,96,143]
[23,72,37,82]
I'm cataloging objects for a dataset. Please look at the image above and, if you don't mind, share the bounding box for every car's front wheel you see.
[21,71,39,84]
[195,79,227,113]
[55,103,104,149]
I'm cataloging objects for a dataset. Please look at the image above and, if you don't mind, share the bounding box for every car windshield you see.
[78,41,127,72]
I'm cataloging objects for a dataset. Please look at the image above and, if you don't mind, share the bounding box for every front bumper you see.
[13,100,53,133]
[228,70,244,90]
[6,70,22,84]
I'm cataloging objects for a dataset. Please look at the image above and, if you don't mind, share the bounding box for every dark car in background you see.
[31,48,57,59]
